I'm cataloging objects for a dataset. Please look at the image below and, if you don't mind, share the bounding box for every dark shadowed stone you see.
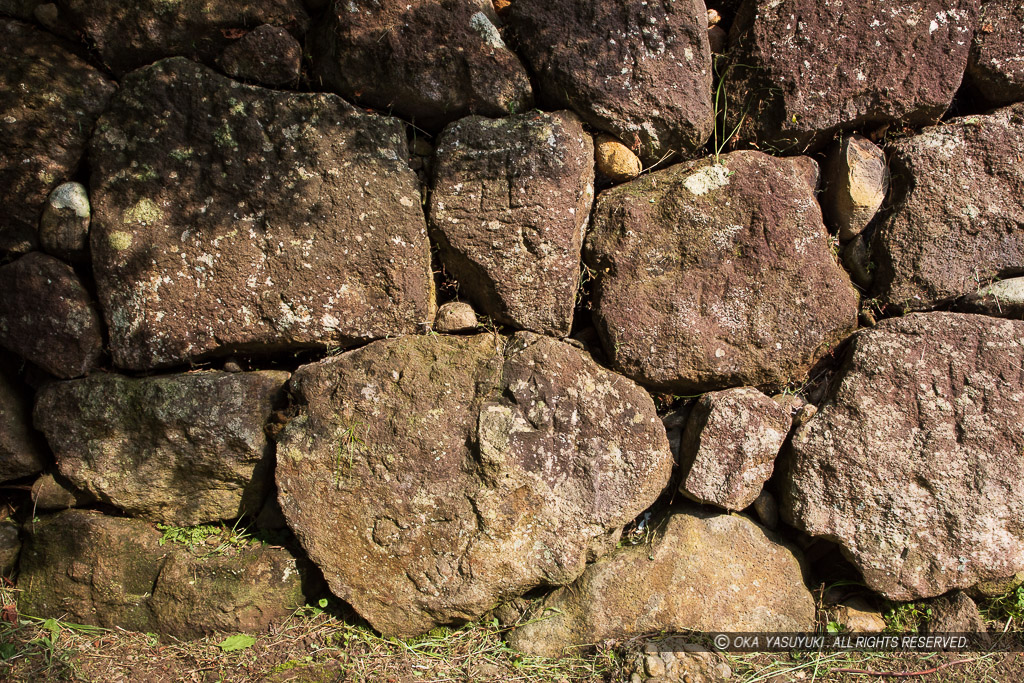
[507,0,713,165]
[30,473,95,510]
[18,509,305,636]
[781,313,1024,600]
[507,507,816,657]
[89,58,434,371]
[0,367,46,484]
[584,150,859,393]
[218,24,302,87]
[927,591,985,633]
[309,0,532,131]
[0,19,115,255]
[0,253,104,379]
[725,0,977,153]
[0,520,18,576]
[53,0,309,78]
[822,135,888,242]
[149,545,305,639]
[39,182,91,263]
[276,331,673,637]
[34,370,289,525]
[968,1,1024,106]
[18,510,165,632]
[872,104,1024,312]
[0,0,43,19]
[954,277,1024,319]
[679,387,792,511]
[429,111,595,336]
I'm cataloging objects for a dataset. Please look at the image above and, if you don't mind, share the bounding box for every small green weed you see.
[883,601,932,633]
[980,584,1024,629]
[334,422,365,487]
[156,522,221,548]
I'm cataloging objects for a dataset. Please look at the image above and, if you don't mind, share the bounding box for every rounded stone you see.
[434,301,478,333]
[595,134,642,182]
[39,181,91,262]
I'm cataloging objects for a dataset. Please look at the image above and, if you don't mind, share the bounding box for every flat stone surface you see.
[309,0,532,130]
[34,370,289,525]
[781,313,1024,600]
[725,0,977,153]
[0,19,115,255]
[89,58,434,370]
[0,252,104,379]
[276,332,672,637]
[507,0,713,165]
[218,23,302,87]
[54,0,309,77]
[872,104,1024,312]
[584,150,858,393]
[507,507,816,657]
[429,111,594,336]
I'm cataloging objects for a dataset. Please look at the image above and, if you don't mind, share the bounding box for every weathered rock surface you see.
[507,0,713,165]
[781,313,1024,600]
[837,599,886,633]
[19,510,167,631]
[18,509,304,636]
[39,181,91,263]
[53,0,309,77]
[31,473,96,510]
[433,302,478,333]
[507,507,816,657]
[823,135,888,242]
[149,545,306,639]
[276,332,672,637]
[595,134,643,182]
[0,520,19,576]
[927,591,985,633]
[872,105,1024,312]
[430,111,595,336]
[584,150,859,393]
[954,277,1024,319]
[34,370,289,525]
[218,24,302,87]
[309,0,532,130]
[0,253,104,379]
[0,19,115,255]
[89,58,434,370]
[725,0,977,153]
[968,0,1024,106]
[679,388,792,511]
[0,367,46,483]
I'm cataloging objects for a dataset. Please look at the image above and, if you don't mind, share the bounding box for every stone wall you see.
[1,0,1022,657]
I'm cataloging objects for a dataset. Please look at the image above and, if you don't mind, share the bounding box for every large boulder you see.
[50,0,309,77]
[429,111,595,336]
[308,0,532,130]
[0,252,104,379]
[89,58,434,371]
[781,313,1024,600]
[724,0,978,153]
[276,332,673,637]
[507,0,713,165]
[34,370,289,525]
[0,19,115,255]
[872,104,1024,312]
[968,0,1024,106]
[584,150,859,393]
[679,387,792,511]
[0,367,46,483]
[507,507,816,657]
[18,509,305,637]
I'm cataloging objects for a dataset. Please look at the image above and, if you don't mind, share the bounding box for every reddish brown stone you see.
[968,0,1024,106]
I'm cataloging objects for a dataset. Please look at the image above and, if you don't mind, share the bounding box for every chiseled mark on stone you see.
[683,164,731,195]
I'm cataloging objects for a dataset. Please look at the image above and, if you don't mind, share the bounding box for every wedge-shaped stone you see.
[781,313,1024,600]
[89,58,434,370]
[276,332,672,637]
